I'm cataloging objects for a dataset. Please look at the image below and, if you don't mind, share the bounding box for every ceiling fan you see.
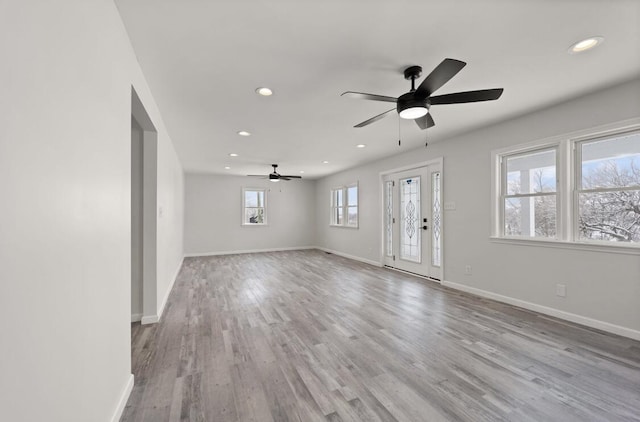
[247,164,302,182]
[342,58,503,130]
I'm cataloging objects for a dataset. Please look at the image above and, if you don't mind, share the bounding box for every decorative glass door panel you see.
[400,177,421,263]
[383,163,443,280]
[384,180,393,257]
[432,171,441,267]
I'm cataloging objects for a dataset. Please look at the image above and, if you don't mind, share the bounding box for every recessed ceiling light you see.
[229,153,238,157]
[299,170,305,174]
[255,87,273,96]
[237,130,251,136]
[322,160,329,164]
[356,144,366,148]
[568,36,604,54]
[224,166,231,170]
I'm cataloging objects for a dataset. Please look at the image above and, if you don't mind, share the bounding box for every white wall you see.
[0,1,184,421]
[184,174,316,255]
[315,78,640,337]
[156,128,184,316]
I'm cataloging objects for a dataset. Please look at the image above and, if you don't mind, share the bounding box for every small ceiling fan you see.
[247,164,302,182]
[342,58,503,130]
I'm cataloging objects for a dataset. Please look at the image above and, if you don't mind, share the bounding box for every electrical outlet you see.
[464,265,472,275]
[556,283,567,297]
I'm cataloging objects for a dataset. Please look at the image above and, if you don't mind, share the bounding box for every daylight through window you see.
[503,148,557,238]
[494,126,640,247]
[243,188,266,225]
[331,184,358,227]
[577,132,640,242]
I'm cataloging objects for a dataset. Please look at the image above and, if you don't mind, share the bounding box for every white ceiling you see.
[115,0,640,179]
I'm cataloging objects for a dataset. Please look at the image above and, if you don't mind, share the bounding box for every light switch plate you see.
[556,283,566,297]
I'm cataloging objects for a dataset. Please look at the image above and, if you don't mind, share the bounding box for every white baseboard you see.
[131,313,143,323]
[184,246,315,258]
[141,255,185,326]
[185,246,382,268]
[156,255,184,320]
[141,315,158,325]
[315,247,383,267]
[110,373,134,422]
[442,280,640,341]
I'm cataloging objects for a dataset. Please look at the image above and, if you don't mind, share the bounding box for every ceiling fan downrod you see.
[404,65,422,93]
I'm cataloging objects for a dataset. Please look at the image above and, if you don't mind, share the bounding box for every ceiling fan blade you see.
[341,91,397,103]
[415,113,435,130]
[354,108,396,128]
[429,88,504,105]
[415,58,466,99]
[280,175,302,179]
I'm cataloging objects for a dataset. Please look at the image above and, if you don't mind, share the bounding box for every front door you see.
[383,164,442,280]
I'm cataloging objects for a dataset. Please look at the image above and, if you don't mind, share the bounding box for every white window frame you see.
[330,183,358,228]
[499,145,560,239]
[330,187,343,226]
[573,130,640,243]
[242,187,267,226]
[491,118,640,254]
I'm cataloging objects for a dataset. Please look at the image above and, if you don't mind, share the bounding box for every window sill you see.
[242,223,268,227]
[489,236,640,255]
[330,224,359,229]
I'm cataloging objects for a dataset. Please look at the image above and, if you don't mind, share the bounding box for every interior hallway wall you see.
[0,1,184,421]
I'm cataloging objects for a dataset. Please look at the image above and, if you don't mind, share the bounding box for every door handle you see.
[422,225,428,230]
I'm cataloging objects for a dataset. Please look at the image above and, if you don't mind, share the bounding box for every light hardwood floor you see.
[121,250,640,422]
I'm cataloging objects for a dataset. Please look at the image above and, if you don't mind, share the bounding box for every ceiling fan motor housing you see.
[397,92,429,119]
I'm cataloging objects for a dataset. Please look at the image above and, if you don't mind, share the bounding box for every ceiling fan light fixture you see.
[269,172,281,182]
[397,93,428,119]
[399,106,428,119]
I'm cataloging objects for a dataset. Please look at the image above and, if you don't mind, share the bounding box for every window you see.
[347,185,358,226]
[576,132,640,242]
[331,183,358,227]
[330,187,344,225]
[493,122,640,248]
[502,147,557,238]
[242,188,266,225]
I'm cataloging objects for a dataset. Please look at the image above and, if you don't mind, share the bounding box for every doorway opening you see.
[381,159,443,281]
[131,88,158,325]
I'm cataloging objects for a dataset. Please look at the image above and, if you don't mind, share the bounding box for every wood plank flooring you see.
[121,249,640,422]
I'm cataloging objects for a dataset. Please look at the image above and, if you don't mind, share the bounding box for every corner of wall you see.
[110,374,134,422]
